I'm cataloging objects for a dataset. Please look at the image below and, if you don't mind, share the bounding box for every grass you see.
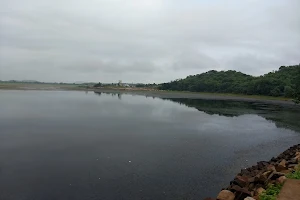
[259,184,283,200]
[260,165,300,200]
[286,165,300,179]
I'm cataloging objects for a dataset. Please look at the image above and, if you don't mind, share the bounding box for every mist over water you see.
[0,90,300,200]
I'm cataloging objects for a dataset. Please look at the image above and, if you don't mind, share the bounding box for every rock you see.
[263,171,272,178]
[248,177,255,183]
[256,173,268,182]
[237,187,252,198]
[257,161,269,170]
[269,180,276,185]
[276,159,287,172]
[234,175,249,187]
[288,164,299,169]
[248,183,255,190]
[277,176,287,184]
[252,195,259,200]
[255,187,266,196]
[230,185,251,199]
[230,185,242,192]
[280,169,291,174]
[241,168,250,176]
[266,165,276,172]
[244,197,256,200]
[273,172,286,177]
[269,172,285,180]
[271,157,277,161]
[279,159,287,167]
[217,190,235,200]
[288,158,299,164]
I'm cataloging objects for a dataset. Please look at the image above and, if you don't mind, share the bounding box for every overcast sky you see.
[0,0,299,83]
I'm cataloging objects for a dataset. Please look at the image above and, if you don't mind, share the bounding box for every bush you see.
[286,165,300,179]
[94,82,102,87]
[259,184,283,200]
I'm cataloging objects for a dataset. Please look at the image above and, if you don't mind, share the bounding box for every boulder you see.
[247,177,255,183]
[234,175,249,187]
[236,188,252,199]
[256,173,268,182]
[276,159,287,172]
[217,190,235,200]
[289,158,299,164]
[257,161,269,170]
[266,165,276,172]
[248,183,255,190]
[269,172,285,180]
[252,195,259,200]
[230,185,251,199]
[280,169,291,174]
[276,176,287,184]
[279,159,287,167]
[255,187,265,196]
[263,171,272,178]
[241,168,251,176]
[244,197,256,200]
[288,164,299,169]
[230,185,242,192]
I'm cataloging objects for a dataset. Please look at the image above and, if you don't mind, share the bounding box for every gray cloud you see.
[171,50,220,71]
[0,0,299,83]
[62,60,158,74]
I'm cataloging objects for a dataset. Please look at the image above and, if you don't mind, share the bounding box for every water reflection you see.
[94,91,300,132]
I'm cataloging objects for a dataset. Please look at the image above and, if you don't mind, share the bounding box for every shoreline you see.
[0,85,298,106]
[92,88,297,106]
[210,144,300,200]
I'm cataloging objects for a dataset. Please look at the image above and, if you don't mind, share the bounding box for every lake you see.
[0,90,300,200]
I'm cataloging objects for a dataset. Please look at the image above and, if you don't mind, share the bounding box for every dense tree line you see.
[159,64,300,99]
[136,83,157,88]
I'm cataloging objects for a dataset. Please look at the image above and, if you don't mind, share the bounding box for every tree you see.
[284,86,294,97]
[93,82,102,87]
[158,64,300,98]
[293,67,300,104]
[270,87,281,97]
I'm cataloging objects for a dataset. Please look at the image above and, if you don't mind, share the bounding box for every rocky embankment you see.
[206,144,300,200]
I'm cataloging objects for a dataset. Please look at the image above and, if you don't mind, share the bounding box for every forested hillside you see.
[159,64,300,98]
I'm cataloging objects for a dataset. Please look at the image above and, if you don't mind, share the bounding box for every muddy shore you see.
[0,84,297,106]
[93,88,297,106]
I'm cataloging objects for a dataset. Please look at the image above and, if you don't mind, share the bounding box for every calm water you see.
[1,90,300,200]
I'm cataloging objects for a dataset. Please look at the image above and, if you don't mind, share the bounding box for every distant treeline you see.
[159,64,300,99]
[135,83,157,88]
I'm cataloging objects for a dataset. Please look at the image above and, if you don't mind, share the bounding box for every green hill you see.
[159,64,300,98]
